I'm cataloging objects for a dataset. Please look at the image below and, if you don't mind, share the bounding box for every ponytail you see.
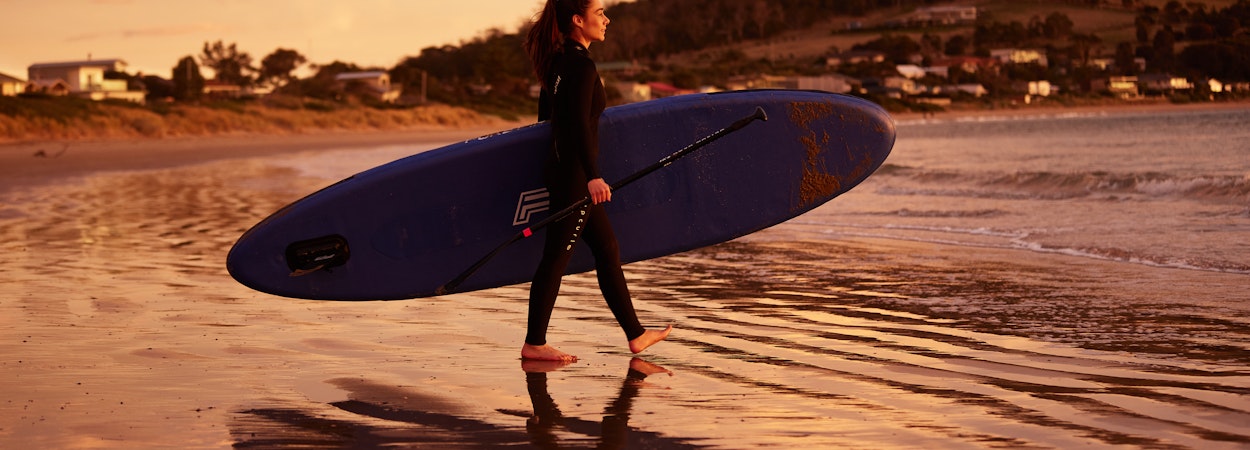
[525,0,587,84]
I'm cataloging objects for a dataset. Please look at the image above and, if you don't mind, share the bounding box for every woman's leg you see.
[579,204,646,341]
[523,193,587,361]
[581,205,673,353]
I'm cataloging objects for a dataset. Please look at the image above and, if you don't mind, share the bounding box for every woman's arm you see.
[561,57,602,181]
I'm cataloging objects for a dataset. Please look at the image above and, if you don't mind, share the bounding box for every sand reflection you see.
[231,358,692,449]
[521,358,682,449]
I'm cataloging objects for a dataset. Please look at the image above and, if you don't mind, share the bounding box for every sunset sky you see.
[0,0,576,79]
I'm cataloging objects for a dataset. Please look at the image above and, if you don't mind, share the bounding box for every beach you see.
[2,101,1248,449]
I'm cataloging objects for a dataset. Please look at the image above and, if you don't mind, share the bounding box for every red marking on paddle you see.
[523,228,533,238]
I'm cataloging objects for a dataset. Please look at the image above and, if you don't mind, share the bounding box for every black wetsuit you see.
[526,40,645,346]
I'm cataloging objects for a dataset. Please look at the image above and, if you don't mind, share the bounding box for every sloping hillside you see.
[659,1,1143,68]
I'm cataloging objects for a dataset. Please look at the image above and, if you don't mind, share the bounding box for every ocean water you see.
[837,107,1250,275]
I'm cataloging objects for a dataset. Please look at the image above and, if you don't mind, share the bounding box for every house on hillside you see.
[202,80,244,98]
[598,60,643,77]
[1088,57,1116,71]
[1092,76,1140,98]
[646,82,695,99]
[1,72,25,96]
[724,75,767,91]
[335,71,402,103]
[1226,81,1250,93]
[790,75,858,94]
[938,84,988,97]
[826,50,886,67]
[990,48,1048,67]
[908,6,978,26]
[1137,74,1192,95]
[27,58,145,103]
[726,74,858,94]
[929,56,998,75]
[1088,56,1147,73]
[990,48,1048,66]
[896,64,927,79]
[1003,80,1054,105]
[613,82,651,103]
[764,74,858,94]
[26,79,72,96]
[1206,78,1224,94]
[1012,80,1053,97]
[863,76,922,98]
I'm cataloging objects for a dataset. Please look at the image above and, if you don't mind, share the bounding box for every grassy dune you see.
[0,96,503,143]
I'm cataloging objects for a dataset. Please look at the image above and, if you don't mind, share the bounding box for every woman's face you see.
[573,0,609,45]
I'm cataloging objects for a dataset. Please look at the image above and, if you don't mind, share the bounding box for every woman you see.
[521,0,671,362]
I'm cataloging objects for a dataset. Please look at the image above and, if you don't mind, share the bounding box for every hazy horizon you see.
[0,0,593,79]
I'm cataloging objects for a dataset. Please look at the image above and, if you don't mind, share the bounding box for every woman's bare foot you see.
[521,343,578,362]
[628,325,673,354]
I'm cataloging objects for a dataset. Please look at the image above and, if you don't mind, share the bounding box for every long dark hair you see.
[525,0,590,84]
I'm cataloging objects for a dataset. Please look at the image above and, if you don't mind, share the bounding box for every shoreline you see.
[889,97,1250,122]
[3,98,1247,194]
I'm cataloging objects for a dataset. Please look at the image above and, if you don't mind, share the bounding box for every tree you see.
[1070,33,1103,67]
[1210,14,1240,38]
[1184,22,1214,41]
[141,75,175,101]
[921,33,942,55]
[1150,26,1178,72]
[200,40,254,86]
[1042,12,1075,39]
[258,48,307,88]
[171,56,205,101]
[945,35,970,56]
[748,0,778,40]
[1115,42,1138,75]
[1162,1,1189,25]
[1180,41,1250,81]
[854,34,921,64]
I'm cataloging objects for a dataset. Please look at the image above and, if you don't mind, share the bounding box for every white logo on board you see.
[513,188,550,226]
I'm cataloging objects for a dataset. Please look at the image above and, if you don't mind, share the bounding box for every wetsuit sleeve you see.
[560,57,602,180]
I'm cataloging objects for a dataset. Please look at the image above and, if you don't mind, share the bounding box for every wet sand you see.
[1,113,1248,449]
[0,125,519,194]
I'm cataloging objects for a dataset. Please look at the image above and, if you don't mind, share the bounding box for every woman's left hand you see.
[588,178,611,204]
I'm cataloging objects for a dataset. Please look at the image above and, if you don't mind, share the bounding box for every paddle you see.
[435,106,768,296]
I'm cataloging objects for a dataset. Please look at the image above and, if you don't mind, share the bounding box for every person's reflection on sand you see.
[522,357,674,449]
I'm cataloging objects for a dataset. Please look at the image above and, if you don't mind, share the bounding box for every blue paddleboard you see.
[227,90,895,300]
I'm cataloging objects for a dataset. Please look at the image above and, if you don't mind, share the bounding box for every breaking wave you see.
[893,110,1112,126]
[876,164,1250,202]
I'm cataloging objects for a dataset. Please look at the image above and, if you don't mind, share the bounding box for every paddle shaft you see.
[436,106,768,295]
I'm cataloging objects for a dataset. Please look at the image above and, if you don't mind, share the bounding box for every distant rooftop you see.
[335,71,388,80]
[28,59,127,70]
[0,72,25,83]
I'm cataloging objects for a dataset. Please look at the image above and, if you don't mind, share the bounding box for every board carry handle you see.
[286,234,350,277]
[436,106,768,296]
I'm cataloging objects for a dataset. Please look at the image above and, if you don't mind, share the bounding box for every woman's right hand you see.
[588,178,611,204]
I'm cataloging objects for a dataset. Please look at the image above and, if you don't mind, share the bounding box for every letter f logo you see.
[512,188,550,226]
